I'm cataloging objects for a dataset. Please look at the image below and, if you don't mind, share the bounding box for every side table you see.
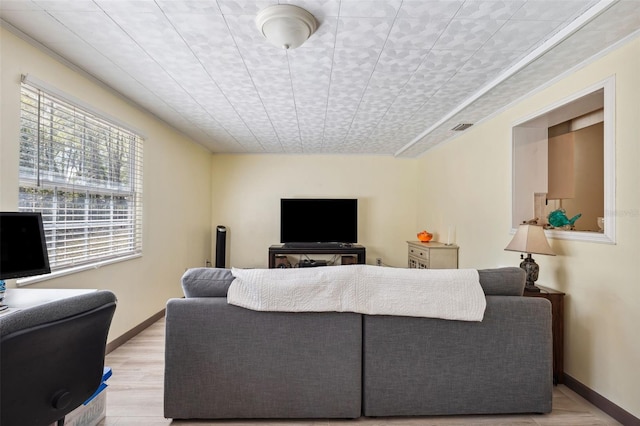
[524,285,565,385]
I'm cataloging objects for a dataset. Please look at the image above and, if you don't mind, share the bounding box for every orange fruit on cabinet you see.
[417,231,433,242]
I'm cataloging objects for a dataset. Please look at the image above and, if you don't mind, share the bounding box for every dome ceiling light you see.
[255,5,318,50]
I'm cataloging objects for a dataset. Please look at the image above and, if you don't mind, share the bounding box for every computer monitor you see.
[0,212,51,280]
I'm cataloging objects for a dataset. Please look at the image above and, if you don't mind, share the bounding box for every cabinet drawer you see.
[407,241,458,270]
[408,246,429,261]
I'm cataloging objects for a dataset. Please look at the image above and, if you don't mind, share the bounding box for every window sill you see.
[509,227,615,245]
[16,253,142,287]
[544,228,615,244]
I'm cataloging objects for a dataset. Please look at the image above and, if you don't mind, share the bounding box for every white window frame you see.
[511,76,616,244]
[17,76,143,284]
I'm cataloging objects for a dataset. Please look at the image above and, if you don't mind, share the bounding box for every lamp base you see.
[520,254,541,292]
[524,283,541,293]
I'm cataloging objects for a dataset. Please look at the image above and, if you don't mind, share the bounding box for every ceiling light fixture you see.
[255,5,317,50]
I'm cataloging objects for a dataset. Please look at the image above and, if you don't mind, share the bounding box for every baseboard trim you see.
[106,309,165,354]
[564,374,640,426]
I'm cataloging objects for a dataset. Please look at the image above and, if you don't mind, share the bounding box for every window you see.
[19,80,143,275]
[511,77,615,244]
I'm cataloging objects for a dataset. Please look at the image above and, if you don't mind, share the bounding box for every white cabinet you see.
[407,241,458,269]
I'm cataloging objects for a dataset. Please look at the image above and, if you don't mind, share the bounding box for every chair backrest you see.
[0,290,117,426]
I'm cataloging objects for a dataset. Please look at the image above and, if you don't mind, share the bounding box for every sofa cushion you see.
[477,267,525,296]
[362,296,552,416]
[181,268,233,298]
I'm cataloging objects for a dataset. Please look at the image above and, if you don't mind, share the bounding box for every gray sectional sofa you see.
[164,267,552,420]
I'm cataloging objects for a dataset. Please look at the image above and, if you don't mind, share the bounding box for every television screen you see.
[280,198,357,244]
[0,212,51,280]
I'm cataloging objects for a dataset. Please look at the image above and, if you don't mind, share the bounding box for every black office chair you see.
[0,290,117,426]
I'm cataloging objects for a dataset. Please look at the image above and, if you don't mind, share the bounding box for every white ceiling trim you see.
[394,0,618,157]
[413,25,640,159]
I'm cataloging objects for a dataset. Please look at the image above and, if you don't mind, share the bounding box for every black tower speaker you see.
[215,225,227,268]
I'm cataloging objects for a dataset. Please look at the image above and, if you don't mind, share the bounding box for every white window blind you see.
[19,82,143,272]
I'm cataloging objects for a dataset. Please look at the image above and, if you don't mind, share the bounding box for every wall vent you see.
[451,123,473,131]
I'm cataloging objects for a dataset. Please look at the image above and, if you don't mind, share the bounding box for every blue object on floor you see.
[83,367,111,405]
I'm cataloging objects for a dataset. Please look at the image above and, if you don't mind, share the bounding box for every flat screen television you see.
[0,212,51,280]
[280,198,358,245]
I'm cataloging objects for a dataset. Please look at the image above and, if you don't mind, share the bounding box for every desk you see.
[524,285,565,384]
[1,288,96,315]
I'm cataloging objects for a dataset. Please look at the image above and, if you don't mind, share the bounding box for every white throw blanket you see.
[228,265,486,321]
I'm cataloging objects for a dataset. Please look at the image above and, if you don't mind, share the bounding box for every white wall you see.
[512,126,548,227]
[210,154,418,269]
[417,38,640,419]
[0,28,213,342]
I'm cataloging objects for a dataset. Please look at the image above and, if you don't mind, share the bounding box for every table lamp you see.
[504,224,555,292]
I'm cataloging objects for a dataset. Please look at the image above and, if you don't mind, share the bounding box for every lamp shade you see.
[256,5,317,50]
[505,224,555,256]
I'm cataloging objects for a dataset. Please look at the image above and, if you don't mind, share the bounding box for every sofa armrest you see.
[180,268,233,297]
[478,267,526,296]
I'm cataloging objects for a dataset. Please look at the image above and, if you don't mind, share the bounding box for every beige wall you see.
[0,28,213,342]
[417,38,640,418]
[210,154,418,269]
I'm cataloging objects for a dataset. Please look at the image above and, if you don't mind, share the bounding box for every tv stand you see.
[269,244,366,268]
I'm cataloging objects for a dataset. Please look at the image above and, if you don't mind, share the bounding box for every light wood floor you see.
[100,317,620,425]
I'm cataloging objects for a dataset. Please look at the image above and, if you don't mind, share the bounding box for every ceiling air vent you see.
[451,123,473,131]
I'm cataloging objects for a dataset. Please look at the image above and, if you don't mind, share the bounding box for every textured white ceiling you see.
[1,1,639,157]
